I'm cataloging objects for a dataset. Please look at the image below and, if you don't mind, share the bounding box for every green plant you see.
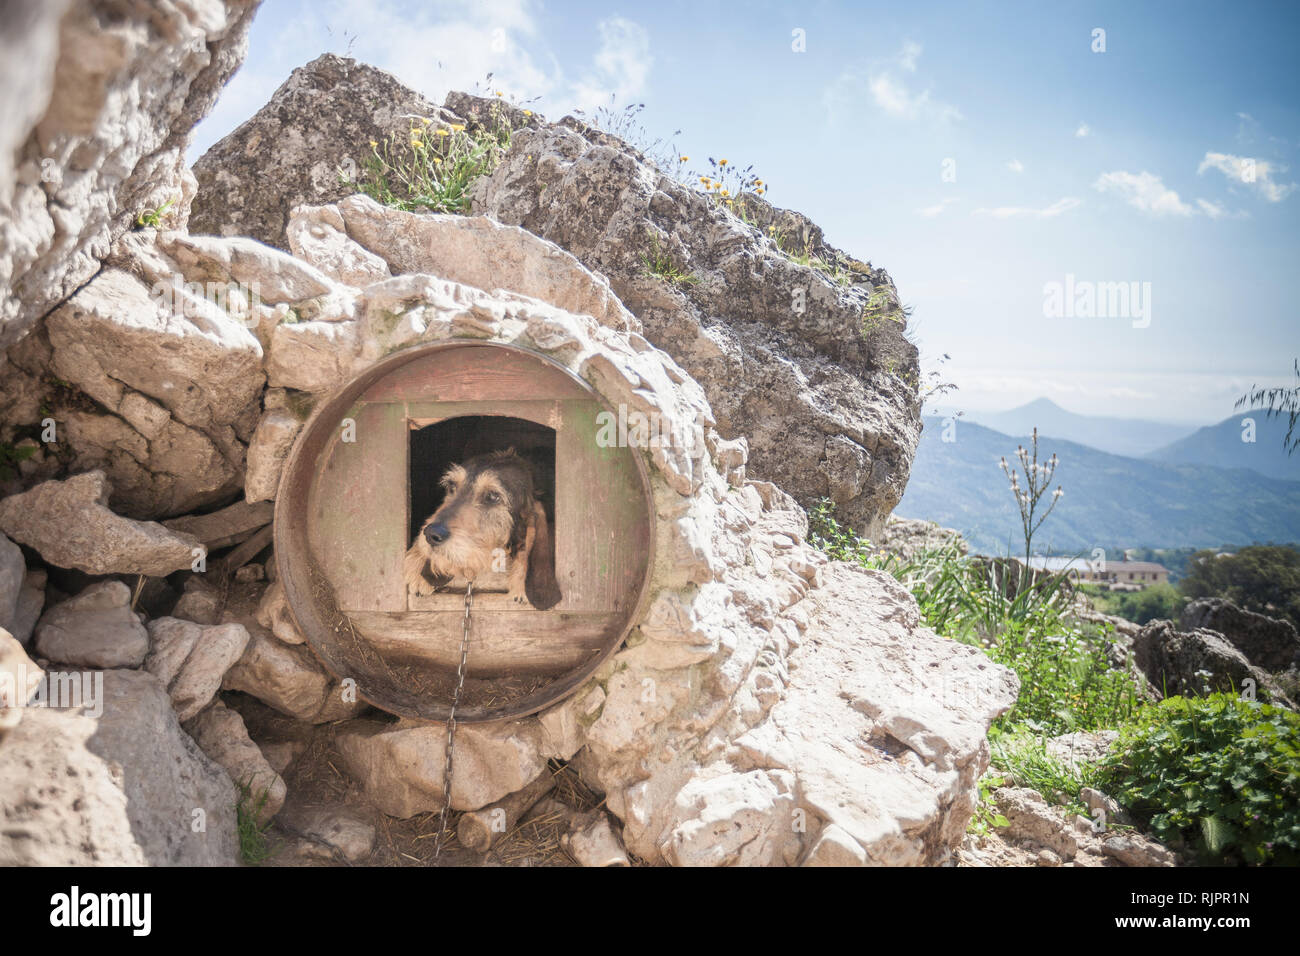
[1179,545,1300,630]
[348,105,512,215]
[968,772,1011,837]
[0,442,37,481]
[989,725,1107,816]
[134,197,176,229]
[235,782,275,865]
[1085,580,1186,625]
[1100,694,1300,864]
[640,234,699,286]
[1236,357,1299,456]
[807,498,881,566]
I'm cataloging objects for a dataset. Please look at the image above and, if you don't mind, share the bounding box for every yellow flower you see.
[719,158,728,166]
[755,179,763,185]
[699,176,710,184]
[369,139,378,147]
[680,155,689,161]
[411,139,424,149]
[495,90,503,96]
[721,189,729,196]
[757,188,765,195]
[435,128,450,137]
[432,156,442,164]
[421,117,432,125]
[725,199,733,205]
[523,109,533,116]
[451,123,466,132]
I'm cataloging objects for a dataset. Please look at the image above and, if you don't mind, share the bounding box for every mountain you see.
[897,417,1300,554]
[954,398,1198,458]
[1147,408,1298,482]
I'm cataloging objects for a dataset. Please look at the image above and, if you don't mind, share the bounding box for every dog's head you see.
[413,449,561,609]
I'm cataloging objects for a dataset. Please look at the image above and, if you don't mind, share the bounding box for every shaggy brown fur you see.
[403,449,561,610]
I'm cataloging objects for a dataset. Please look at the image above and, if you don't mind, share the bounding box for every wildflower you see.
[719,159,728,166]
[451,124,466,132]
[432,156,442,164]
[421,117,432,125]
[721,189,729,196]
[757,189,765,195]
[435,128,450,137]
[495,90,503,96]
[680,155,689,161]
[369,139,378,147]
[523,109,533,116]
[755,179,763,185]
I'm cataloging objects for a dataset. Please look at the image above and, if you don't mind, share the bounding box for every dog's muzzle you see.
[424,522,450,545]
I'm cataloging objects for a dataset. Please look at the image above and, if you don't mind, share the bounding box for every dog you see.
[403,448,561,610]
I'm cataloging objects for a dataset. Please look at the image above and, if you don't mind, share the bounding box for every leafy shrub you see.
[1085,580,1185,625]
[348,105,513,215]
[989,726,1106,816]
[1100,694,1300,865]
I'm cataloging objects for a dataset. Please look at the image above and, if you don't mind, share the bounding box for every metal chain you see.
[434,580,473,860]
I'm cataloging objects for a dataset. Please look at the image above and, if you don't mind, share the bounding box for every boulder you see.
[0,532,23,631]
[221,624,364,723]
[876,515,969,560]
[0,627,42,742]
[8,567,46,645]
[170,576,223,626]
[471,109,921,536]
[0,0,261,349]
[334,716,555,815]
[994,788,1079,861]
[145,617,251,720]
[185,699,285,825]
[1132,619,1289,704]
[190,53,450,248]
[0,471,201,576]
[34,580,149,669]
[0,669,241,865]
[1179,598,1300,674]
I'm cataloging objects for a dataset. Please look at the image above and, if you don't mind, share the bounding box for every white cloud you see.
[1007,159,1024,174]
[972,197,1081,219]
[1198,151,1296,203]
[899,40,922,72]
[570,17,653,112]
[1074,122,1091,138]
[827,42,960,124]
[916,197,959,217]
[1195,198,1249,220]
[1093,170,1194,216]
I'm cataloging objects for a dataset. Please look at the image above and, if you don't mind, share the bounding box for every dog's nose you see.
[424,522,450,545]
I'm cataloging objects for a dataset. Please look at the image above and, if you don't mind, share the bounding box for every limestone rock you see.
[245,406,303,503]
[8,567,46,645]
[471,111,920,536]
[334,717,551,815]
[562,813,630,867]
[191,53,448,248]
[185,699,285,825]
[163,499,274,552]
[171,576,223,625]
[0,669,241,865]
[0,533,24,635]
[145,617,251,721]
[994,788,1079,861]
[221,624,363,723]
[0,471,201,576]
[1179,598,1300,674]
[0,627,42,742]
[1133,619,1289,704]
[282,807,375,863]
[0,0,261,349]
[34,580,149,668]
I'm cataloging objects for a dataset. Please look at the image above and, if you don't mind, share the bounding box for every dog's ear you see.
[524,499,562,610]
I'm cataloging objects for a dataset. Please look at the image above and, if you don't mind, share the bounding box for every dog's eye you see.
[443,482,458,494]
[483,491,502,506]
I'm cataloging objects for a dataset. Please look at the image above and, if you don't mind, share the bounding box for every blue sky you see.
[192,0,1300,425]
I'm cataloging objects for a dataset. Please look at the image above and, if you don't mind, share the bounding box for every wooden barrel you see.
[275,342,655,722]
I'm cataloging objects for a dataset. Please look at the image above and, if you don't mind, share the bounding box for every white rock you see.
[34,580,149,669]
[145,617,250,721]
[185,699,285,825]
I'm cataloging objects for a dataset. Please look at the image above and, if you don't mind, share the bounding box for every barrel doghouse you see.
[275,342,655,723]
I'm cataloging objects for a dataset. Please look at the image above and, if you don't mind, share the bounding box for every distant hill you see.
[1147,408,1298,482]
[954,397,1197,458]
[897,417,1300,554]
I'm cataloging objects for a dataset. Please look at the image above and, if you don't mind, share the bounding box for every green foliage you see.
[640,234,699,286]
[348,107,512,215]
[134,197,176,229]
[1100,694,1300,865]
[989,726,1106,817]
[235,782,275,866]
[0,442,37,481]
[810,501,1138,736]
[1235,357,1300,456]
[1085,580,1186,625]
[1179,545,1300,630]
[968,772,1011,837]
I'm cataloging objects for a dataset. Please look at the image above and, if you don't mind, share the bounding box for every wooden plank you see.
[307,402,408,612]
[554,399,651,613]
[346,610,619,677]
[361,345,590,404]
[404,401,561,430]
